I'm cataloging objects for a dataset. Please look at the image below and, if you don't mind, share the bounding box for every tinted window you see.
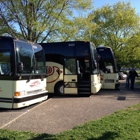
[33,44,46,73]
[75,44,89,56]
[0,52,11,75]
[0,38,12,75]
[97,48,113,59]
[0,37,13,50]
[64,58,76,74]
[43,44,75,56]
[46,54,63,65]
[97,47,118,72]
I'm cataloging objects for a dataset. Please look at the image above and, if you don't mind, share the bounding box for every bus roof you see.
[0,36,41,46]
[40,41,96,49]
[40,41,91,44]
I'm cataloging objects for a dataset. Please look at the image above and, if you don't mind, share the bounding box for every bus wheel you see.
[55,82,64,95]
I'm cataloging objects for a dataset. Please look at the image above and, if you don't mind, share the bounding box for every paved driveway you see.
[0,81,140,134]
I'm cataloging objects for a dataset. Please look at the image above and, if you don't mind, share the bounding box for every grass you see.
[0,103,140,140]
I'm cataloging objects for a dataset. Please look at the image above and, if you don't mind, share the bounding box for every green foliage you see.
[125,32,140,67]
[0,0,93,42]
[87,1,140,67]
[71,15,97,41]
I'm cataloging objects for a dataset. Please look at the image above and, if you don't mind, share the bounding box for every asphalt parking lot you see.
[0,80,140,134]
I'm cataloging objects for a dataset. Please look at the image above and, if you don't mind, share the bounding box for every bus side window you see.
[0,63,11,75]
[64,58,76,74]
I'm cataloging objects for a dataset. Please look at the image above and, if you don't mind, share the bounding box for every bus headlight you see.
[14,91,25,96]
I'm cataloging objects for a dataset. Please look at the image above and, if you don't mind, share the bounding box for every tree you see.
[125,32,140,67]
[87,2,140,66]
[0,0,93,42]
[68,15,97,41]
[0,18,10,35]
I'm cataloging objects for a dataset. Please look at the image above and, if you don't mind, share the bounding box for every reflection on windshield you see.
[33,44,46,74]
[16,41,46,74]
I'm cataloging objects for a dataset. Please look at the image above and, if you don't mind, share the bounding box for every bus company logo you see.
[30,81,40,87]
[47,66,62,76]
[47,66,54,76]
[46,66,62,83]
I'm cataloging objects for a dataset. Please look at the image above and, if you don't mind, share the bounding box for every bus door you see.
[78,57,91,94]
[64,58,78,94]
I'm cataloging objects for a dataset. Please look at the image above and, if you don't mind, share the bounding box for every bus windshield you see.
[33,44,46,74]
[97,47,118,72]
[15,41,46,74]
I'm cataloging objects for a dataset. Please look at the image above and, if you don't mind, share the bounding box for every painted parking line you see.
[0,99,51,129]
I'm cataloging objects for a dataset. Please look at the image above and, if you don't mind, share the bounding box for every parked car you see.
[119,71,127,80]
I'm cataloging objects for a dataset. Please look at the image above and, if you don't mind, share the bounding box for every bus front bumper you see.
[91,83,102,94]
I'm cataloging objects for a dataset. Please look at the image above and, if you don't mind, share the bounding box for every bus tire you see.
[54,82,64,95]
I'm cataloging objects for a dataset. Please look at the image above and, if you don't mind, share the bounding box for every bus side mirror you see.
[18,62,24,73]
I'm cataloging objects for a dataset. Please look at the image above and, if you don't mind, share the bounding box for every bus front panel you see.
[91,75,102,94]
[97,47,119,89]
[12,79,47,108]
[0,36,48,108]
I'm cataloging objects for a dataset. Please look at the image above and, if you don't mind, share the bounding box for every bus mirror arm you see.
[40,75,44,81]
[18,62,24,73]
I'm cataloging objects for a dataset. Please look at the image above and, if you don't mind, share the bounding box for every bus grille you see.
[27,89,42,94]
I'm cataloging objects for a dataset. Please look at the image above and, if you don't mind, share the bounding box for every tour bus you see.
[96,46,120,89]
[40,41,102,95]
[0,36,48,109]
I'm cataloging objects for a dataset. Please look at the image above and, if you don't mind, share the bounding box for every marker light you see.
[14,91,25,96]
